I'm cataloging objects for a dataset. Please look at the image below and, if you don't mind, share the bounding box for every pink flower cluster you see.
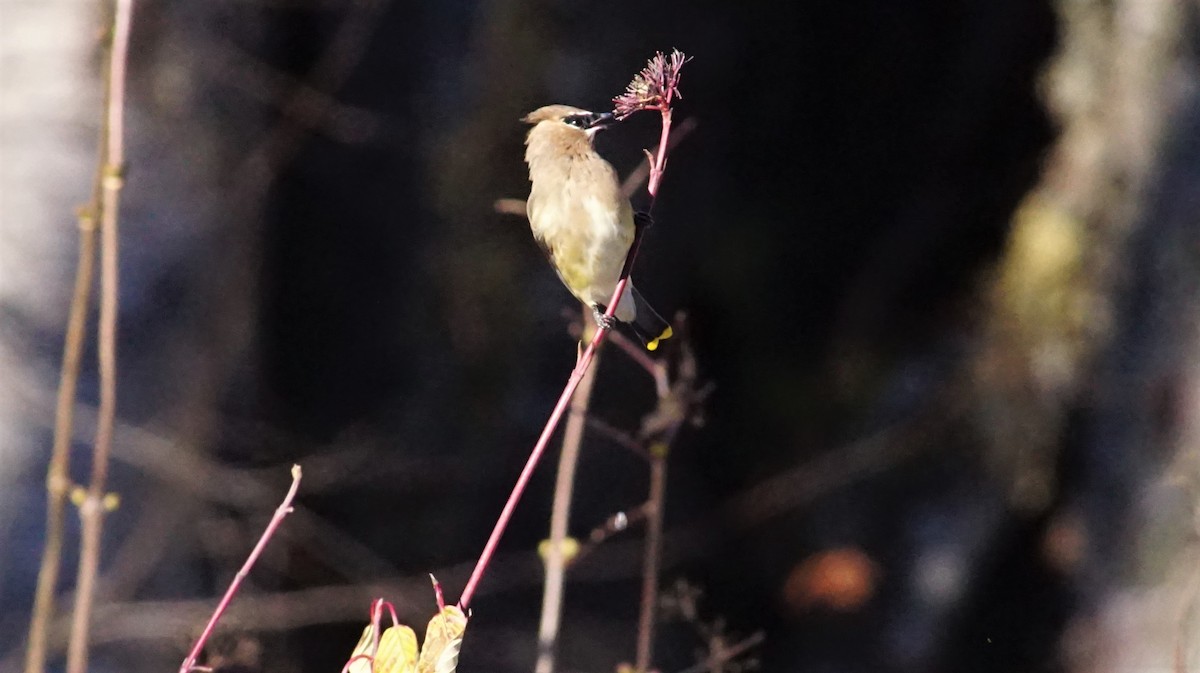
[613,49,690,119]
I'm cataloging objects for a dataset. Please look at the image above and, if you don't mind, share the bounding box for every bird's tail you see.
[628,285,673,351]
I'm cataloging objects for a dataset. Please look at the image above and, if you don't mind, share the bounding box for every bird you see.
[521,104,673,350]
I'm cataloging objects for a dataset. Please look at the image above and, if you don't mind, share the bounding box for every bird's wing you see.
[526,191,556,263]
[527,191,577,295]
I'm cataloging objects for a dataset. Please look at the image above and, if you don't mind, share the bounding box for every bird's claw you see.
[634,211,655,230]
[592,308,618,331]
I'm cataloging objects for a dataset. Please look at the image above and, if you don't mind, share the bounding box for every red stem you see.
[431,574,446,611]
[647,107,672,199]
[179,466,303,673]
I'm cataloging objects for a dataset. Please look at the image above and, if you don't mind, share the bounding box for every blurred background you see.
[4,0,1200,671]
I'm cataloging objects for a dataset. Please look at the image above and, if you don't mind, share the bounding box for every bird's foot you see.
[634,210,655,230]
[592,306,618,331]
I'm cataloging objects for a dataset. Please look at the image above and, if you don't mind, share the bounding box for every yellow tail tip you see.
[646,326,673,351]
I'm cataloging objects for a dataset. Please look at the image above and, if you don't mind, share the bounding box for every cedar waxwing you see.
[522,104,673,350]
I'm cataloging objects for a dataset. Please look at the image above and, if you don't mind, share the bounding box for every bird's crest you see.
[521,104,589,124]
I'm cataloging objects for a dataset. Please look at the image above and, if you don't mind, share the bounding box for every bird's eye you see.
[564,115,587,128]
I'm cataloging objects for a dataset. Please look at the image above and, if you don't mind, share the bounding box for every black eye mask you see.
[562,112,614,129]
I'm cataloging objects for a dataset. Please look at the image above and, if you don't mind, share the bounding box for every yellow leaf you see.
[417,606,468,673]
[344,625,376,673]
[374,625,419,673]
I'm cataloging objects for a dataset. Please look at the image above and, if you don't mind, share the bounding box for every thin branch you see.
[26,0,119,665]
[535,323,601,673]
[646,108,672,201]
[1174,533,1200,673]
[585,417,652,462]
[635,454,667,672]
[608,330,669,397]
[574,504,650,564]
[25,210,99,673]
[620,117,698,200]
[632,327,701,672]
[24,395,405,589]
[179,466,303,673]
[672,631,765,673]
[63,0,133,669]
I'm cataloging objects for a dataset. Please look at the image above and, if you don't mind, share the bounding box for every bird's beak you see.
[585,111,616,130]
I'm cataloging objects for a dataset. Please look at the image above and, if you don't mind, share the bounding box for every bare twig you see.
[25,206,99,673]
[633,328,703,672]
[179,466,303,673]
[672,631,765,673]
[608,330,669,397]
[585,417,652,462]
[636,452,667,672]
[1173,531,1200,673]
[536,323,600,673]
[620,117,698,200]
[574,504,650,564]
[63,1,133,670]
[25,394,404,586]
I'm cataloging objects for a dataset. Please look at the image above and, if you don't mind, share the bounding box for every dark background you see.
[4,1,1198,672]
